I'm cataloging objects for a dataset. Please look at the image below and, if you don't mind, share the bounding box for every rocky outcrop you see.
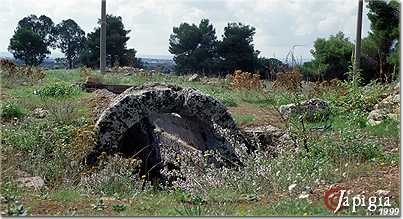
[368,84,400,126]
[87,83,249,180]
[279,98,330,122]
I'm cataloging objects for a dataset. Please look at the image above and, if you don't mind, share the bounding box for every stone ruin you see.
[86,83,249,181]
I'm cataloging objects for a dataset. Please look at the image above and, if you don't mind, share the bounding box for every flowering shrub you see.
[227,70,261,90]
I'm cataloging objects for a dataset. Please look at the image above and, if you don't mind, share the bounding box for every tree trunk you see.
[68,58,73,69]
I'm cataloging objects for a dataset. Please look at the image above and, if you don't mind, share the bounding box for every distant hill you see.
[1,51,176,72]
[0,51,13,58]
[140,58,175,73]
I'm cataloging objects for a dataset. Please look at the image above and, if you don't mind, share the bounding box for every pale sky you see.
[0,0,371,60]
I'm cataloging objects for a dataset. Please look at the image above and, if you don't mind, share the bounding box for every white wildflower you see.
[298,192,309,199]
[288,183,297,192]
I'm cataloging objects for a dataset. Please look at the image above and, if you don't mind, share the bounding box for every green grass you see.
[367,118,400,138]
[49,188,82,202]
[0,69,399,216]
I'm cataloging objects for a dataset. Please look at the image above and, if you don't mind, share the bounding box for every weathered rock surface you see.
[87,83,249,180]
[243,125,294,156]
[279,98,330,121]
[368,84,400,126]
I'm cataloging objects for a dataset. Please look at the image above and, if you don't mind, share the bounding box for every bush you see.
[0,101,25,120]
[227,70,262,90]
[0,59,46,85]
[272,69,303,91]
[35,82,80,98]
[331,81,389,113]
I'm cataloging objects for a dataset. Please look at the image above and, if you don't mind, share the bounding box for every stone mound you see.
[368,84,400,126]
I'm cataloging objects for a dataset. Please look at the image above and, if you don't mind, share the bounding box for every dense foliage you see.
[54,19,86,69]
[80,15,142,68]
[8,15,55,66]
[170,20,276,76]
[303,0,400,82]
[169,19,218,75]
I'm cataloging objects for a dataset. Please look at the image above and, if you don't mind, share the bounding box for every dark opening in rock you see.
[87,84,249,182]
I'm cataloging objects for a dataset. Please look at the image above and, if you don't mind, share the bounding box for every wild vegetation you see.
[1,0,400,216]
[0,65,399,216]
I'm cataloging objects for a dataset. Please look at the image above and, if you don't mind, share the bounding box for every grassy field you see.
[0,69,400,216]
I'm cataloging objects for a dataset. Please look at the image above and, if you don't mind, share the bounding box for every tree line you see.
[8,14,142,69]
[169,0,400,82]
[168,19,285,78]
[7,0,399,83]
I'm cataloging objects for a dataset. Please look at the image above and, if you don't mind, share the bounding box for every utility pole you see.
[354,0,363,75]
[100,0,106,73]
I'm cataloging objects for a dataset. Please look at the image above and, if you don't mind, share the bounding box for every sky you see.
[0,0,371,60]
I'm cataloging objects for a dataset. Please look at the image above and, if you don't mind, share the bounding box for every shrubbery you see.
[35,82,80,98]
[0,58,46,86]
[0,101,25,120]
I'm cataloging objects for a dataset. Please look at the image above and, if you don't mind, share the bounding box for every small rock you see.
[279,98,330,122]
[16,176,45,189]
[32,108,48,119]
[188,74,200,82]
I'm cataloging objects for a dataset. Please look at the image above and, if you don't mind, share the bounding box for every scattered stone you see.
[32,108,48,118]
[368,84,400,126]
[298,192,309,199]
[16,176,45,189]
[188,74,200,82]
[279,98,330,122]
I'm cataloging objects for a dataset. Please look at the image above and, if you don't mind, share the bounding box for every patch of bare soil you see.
[228,103,285,128]
[310,164,400,204]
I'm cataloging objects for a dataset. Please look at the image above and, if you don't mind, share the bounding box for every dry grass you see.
[227,70,262,90]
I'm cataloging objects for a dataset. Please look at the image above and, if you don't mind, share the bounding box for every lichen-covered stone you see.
[88,83,249,178]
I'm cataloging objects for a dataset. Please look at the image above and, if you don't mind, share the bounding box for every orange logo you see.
[323,186,348,213]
